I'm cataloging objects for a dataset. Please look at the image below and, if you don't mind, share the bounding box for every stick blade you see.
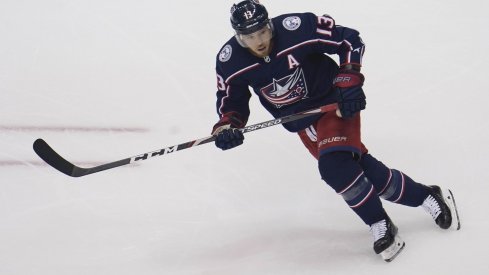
[33,138,79,177]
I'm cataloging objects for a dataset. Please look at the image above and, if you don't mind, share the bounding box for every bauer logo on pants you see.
[319,136,347,147]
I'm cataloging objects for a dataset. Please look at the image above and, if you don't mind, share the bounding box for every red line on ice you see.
[0,125,149,133]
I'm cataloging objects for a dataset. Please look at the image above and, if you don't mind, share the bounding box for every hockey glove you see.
[333,65,366,118]
[212,112,245,151]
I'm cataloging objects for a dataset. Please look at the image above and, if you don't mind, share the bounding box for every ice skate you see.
[422,185,461,230]
[370,217,405,262]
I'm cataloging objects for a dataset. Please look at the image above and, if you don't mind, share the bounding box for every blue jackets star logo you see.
[260,68,309,108]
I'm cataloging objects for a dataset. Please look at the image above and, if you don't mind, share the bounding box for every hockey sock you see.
[359,154,430,207]
[319,151,387,225]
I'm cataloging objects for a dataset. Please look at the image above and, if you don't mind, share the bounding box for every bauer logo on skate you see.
[319,136,347,147]
[132,146,179,162]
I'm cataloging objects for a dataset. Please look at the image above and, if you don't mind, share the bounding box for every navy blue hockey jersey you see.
[215,12,365,132]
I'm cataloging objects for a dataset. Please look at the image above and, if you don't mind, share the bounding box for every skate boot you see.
[370,217,405,262]
[422,185,461,230]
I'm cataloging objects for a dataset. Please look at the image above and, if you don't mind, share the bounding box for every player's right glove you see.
[212,112,245,150]
[333,64,366,118]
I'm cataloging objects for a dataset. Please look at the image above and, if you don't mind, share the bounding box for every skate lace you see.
[422,195,441,220]
[370,219,387,242]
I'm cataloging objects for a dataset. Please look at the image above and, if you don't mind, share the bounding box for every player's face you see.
[238,25,273,57]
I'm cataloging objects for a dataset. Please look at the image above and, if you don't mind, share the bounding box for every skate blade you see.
[444,189,461,230]
[380,235,405,262]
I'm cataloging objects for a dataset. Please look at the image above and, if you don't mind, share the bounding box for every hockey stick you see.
[33,103,337,177]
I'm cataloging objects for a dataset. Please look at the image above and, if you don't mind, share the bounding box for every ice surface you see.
[1,0,488,274]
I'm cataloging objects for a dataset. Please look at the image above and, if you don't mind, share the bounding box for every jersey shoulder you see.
[215,37,257,80]
[272,12,318,38]
[214,12,326,80]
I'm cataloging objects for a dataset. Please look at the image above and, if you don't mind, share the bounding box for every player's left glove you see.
[333,64,366,118]
[212,112,245,151]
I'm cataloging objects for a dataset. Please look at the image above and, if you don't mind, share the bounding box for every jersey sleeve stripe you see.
[218,86,232,115]
[218,63,260,116]
[341,40,353,64]
[277,39,342,57]
[225,63,261,84]
[276,38,361,60]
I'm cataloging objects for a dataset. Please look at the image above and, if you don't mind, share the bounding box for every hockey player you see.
[211,0,460,262]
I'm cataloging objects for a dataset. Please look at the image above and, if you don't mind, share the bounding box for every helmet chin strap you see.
[235,34,248,48]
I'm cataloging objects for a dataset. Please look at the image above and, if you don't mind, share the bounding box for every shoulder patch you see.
[282,16,301,31]
[219,44,233,62]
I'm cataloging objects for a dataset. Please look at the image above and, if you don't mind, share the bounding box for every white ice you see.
[1,0,488,274]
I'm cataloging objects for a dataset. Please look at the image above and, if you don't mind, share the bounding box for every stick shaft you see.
[33,103,337,177]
